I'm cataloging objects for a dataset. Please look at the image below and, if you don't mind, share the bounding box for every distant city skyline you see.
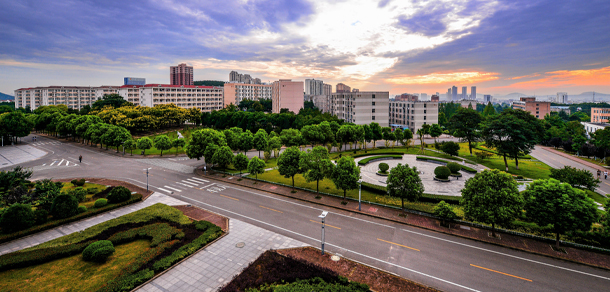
[1,0,609,98]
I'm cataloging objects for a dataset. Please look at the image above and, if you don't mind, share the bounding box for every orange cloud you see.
[386,71,499,85]
[493,66,610,90]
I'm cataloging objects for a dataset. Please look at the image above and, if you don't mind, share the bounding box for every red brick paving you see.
[172,205,228,231]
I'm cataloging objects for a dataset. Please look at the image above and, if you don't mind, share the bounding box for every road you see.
[3,135,609,292]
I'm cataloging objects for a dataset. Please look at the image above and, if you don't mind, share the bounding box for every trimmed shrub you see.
[358,155,402,165]
[50,194,79,219]
[70,179,86,187]
[378,163,389,173]
[152,226,222,272]
[446,162,461,174]
[0,204,35,233]
[68,187,87,202]
[83,240,115,262]
[107,186,131,203]
[434,166,451,180]
[94,198,108,208]
[34,209,49,225]
[352,151,404,158]
[77,206,87,213]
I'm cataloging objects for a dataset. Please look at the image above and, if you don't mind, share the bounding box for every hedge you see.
[351,151,405,158]
[416,156,478,173]
[107,223,184,247]
[0,240,93,271]
[152,225,222,272]
[360,182,461,204]
[357,155,402,165]
[0,194,143,245]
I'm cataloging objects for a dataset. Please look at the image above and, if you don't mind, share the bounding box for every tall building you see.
[389,99,438,133]
[431,95,440,102]
[323,84,332,95]
[229,71,240,82]
[326,91,389,127]
[452,86,458,101]
[557,92,568,104]
[484,95,492,103]
[170,63,194,86]
[471,86,476,100]
[229,71,262,84]
[336,83,351,93]
[223,83,272,107]
[124,77,146,86]
[305,79,324,95]
[272,79,304,114]
[511,97,550,119]
[447,88,451,100]
[420,93,428,100]
[461,86,467,99]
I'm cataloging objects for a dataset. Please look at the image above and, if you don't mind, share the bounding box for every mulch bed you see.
[172,205,228,231]
[198,167,610,270]
[53,178,154,200]
[277,247,439,292]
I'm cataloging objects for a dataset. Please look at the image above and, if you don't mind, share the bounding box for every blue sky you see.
[1,0,609,97]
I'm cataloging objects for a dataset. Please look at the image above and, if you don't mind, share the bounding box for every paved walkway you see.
[0,144,47,170]
[0,193,185,255]
[137,219,308,292]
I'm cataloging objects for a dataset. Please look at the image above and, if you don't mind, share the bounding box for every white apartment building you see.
[139,84,223,112]
[223,82,272,107]
[327,91,389,127]
[15,86,120,110]
[305,79,324,95]
[389,100,438,133]
[118,85,143,105]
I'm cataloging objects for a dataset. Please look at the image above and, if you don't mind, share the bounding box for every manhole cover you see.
[330,255,340,261]
[235,242,245,248]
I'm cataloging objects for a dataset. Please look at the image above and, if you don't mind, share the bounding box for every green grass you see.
[60,182,107,193]
[0,240,150,292]
[215,157,278,174]
[28,203,190,250]
[585,189,608,205]
[357,155,402,165]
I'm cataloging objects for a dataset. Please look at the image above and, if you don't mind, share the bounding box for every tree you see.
[550,166,600,191]
[153,135,172,156]
[280,128,303,148]
[213,146,234,169]
[482,102,497,117]
[172,138,185,155]
[382,127,393,148]
[253,129,269,158]
[299,146,334,193]
[186,128,227,160]
[204,144,219,166]
[278,147,303,190]
[33,179,63,211]
[122,139,136,155]
[239,130,254,155]
[398,128,413,147]
[0,111,33,143]
[247,157,266,180]
[434,201,458,226]
[332,156,360,200]
[91,94,130,109]
[440,141,460,156]
[524,179,599,248]
[224,129,239,152]
[137,137,153,155]
[268,136,283,158]
[387,163,424,212]
[460,169,523,237]
[429,124,443,143]
[448,108,483,156]
[370,122,383,149]
[0,203,35,233]
[416,129,425,152]
[233,154,249,175]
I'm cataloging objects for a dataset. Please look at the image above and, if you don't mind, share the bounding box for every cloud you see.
[387,71,499,85]
[490,66,610,91]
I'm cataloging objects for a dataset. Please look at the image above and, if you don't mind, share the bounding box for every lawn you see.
[585,189,608,205]
[0,240,150,292]
[215,157,278,174]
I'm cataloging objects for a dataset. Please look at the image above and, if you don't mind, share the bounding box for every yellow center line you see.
[220,194,239,201]
[259,205,283,213]
[470,264,532,282]
[377,238,420,251]
[309,220,341,229]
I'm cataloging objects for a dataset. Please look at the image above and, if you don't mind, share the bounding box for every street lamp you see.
[318,211,328,255]
[144,168,151,191]
[122,141,126,155]
[358,179,362,211]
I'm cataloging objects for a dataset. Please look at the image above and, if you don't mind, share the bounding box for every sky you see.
[1,0,609,99]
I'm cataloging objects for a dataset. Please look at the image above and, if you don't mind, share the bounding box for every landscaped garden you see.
[0,203,223,292]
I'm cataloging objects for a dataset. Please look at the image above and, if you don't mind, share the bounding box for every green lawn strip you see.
[357,155,402,165]
[474,145,532,159]
[0,194,143,245]
[61,182,107,193]
[215,158,279,174]
[585,189,608,205]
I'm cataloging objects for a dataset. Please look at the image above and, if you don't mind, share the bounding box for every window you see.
[372,109,375,113]
[424,116,426,120]
[372,94,375,99]
[424,104,427,108]
[372,116,375,120]
[372,102,375,106]
[424,110,427,114]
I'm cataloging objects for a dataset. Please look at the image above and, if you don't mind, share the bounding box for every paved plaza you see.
[0,144,47,169]
[356,154,486,196]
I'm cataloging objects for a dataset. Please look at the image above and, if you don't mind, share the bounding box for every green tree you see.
[239,130,254,155]
[370,122,383,149]
[550,166,600,191]
[278,147,303,190]
[448,108,483,156]
[399,128,413,147]
[280,128,303,148]
[482,102,497,117]
[440,141,460,156]
[434,201,458,226]
[253,129,269,158]
[212,146,234,169]
[429,124,443,143]
[204,144,219,166]
[268,136,283,158]
[33,179,63,211]
[299,146,334,193]
[185,128,227,160]
[153,135,172,156]
[416,129,425,152]
[172,138,186,155]
[247,156,266,180]
[332,156,360,200]
[233,153,249,175]
[460,169,523,237]
[387,163,424,212]
[524,179,599,248]
[382,127,393,148]
[224,129,239,152]
[0,111,33,143]
[137,137,153,155]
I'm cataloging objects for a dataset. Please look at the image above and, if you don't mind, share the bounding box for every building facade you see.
[582,122,610,138]
[305,79,324,95]
[326,91,389,127]
[118,85,143,104]
[484,94,492,103]
[336,83,351,93]
[471,86,476,100]
[229,70,262,84]
[557,92,568,104]
[431,95,440,102]
[14,86,122,110]
[452,86,458,101]
[124,77,146,86]
[389,100,438,133]
[223,82,272,107]
[461,87,467,99]
[272,79,304,114]
[170,63,194,86]
[511,97,550,119]
[591,108,610,123]
[550,106,571,115]
[139,84,223,112]
[323,84,332,95]
[459,99,479,109]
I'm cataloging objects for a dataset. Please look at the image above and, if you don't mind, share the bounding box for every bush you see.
[70,179,86,187]
[434,166,451,179]
[194,220,217,232]
[68,187,87,202]
[34,209,49,225]
[94,198,108,208]
[358,155,402,165]
[50,194,79,219]
[83,240,115,262]
[446,162,461,174]
[87,188,98,195]
[77,206,87,213]
[0,204,35,233]
[434,201,458,222]
[351,152,404,158]
[107,186,131,203]
[440,141,460,156]
[378,163,389,173]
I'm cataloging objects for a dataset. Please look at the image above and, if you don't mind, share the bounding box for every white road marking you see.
[58,159,65,166]
[175,182,194,188]
[190,177,209,183]
[164,186,182,192]
[157,187,172,193]
[181,180,198,186]
[65,161,70,166]
[185,179,203,184]
[42,164,46,166]
[201,183,216,189]
[50,161,57,166]
[179,195,481,292]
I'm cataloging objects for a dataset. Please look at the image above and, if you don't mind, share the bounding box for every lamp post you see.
[318,211,328,255]
[358,179,362,211]
[122,141,126,155]
[144,168,151,191]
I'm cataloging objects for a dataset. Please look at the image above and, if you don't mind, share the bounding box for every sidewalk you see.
[0,143,47,170]
[200,169,610,270]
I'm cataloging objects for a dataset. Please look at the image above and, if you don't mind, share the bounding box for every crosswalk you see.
[32,158,80,171]
[158,176,221,194]
[31,141,62,146]
[168,157,189,161]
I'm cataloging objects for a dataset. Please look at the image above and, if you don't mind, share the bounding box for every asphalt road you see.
[4,135,610,292]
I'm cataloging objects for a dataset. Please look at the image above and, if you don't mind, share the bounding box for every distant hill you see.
[0,92,14,101]
[194,80,225,87]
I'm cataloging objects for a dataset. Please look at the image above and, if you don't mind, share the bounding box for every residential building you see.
[323,84,332,95]
[223,83,272,107]
[139,84,223,112]
[272,79,304,114]
[591,108,610,123]
[446,88,451,101]
[459,99,478,109]
[420,93,428,100]
[170,63,194,86]
[557,92,568,104]
[229,70,262,84]
[582,122,610,138]
[395,93,418,101]
[118,85,144,104]
[124,77,146,86]
[452,86,458,101]
[15,85,119,110]
[550,106,571,115]
[336,83,351,93]
[431,95,439,102]
[305,79,324,95]
[389,99,438,133]
[94,86,120,100]
[312,95,330,112]
[470,86,476,100]
[462,87,467,99]
[229,71,240,82]
[484,94,492,103]
[352,88,359,92]
[327,91,389,127]
[511,97,550,119]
